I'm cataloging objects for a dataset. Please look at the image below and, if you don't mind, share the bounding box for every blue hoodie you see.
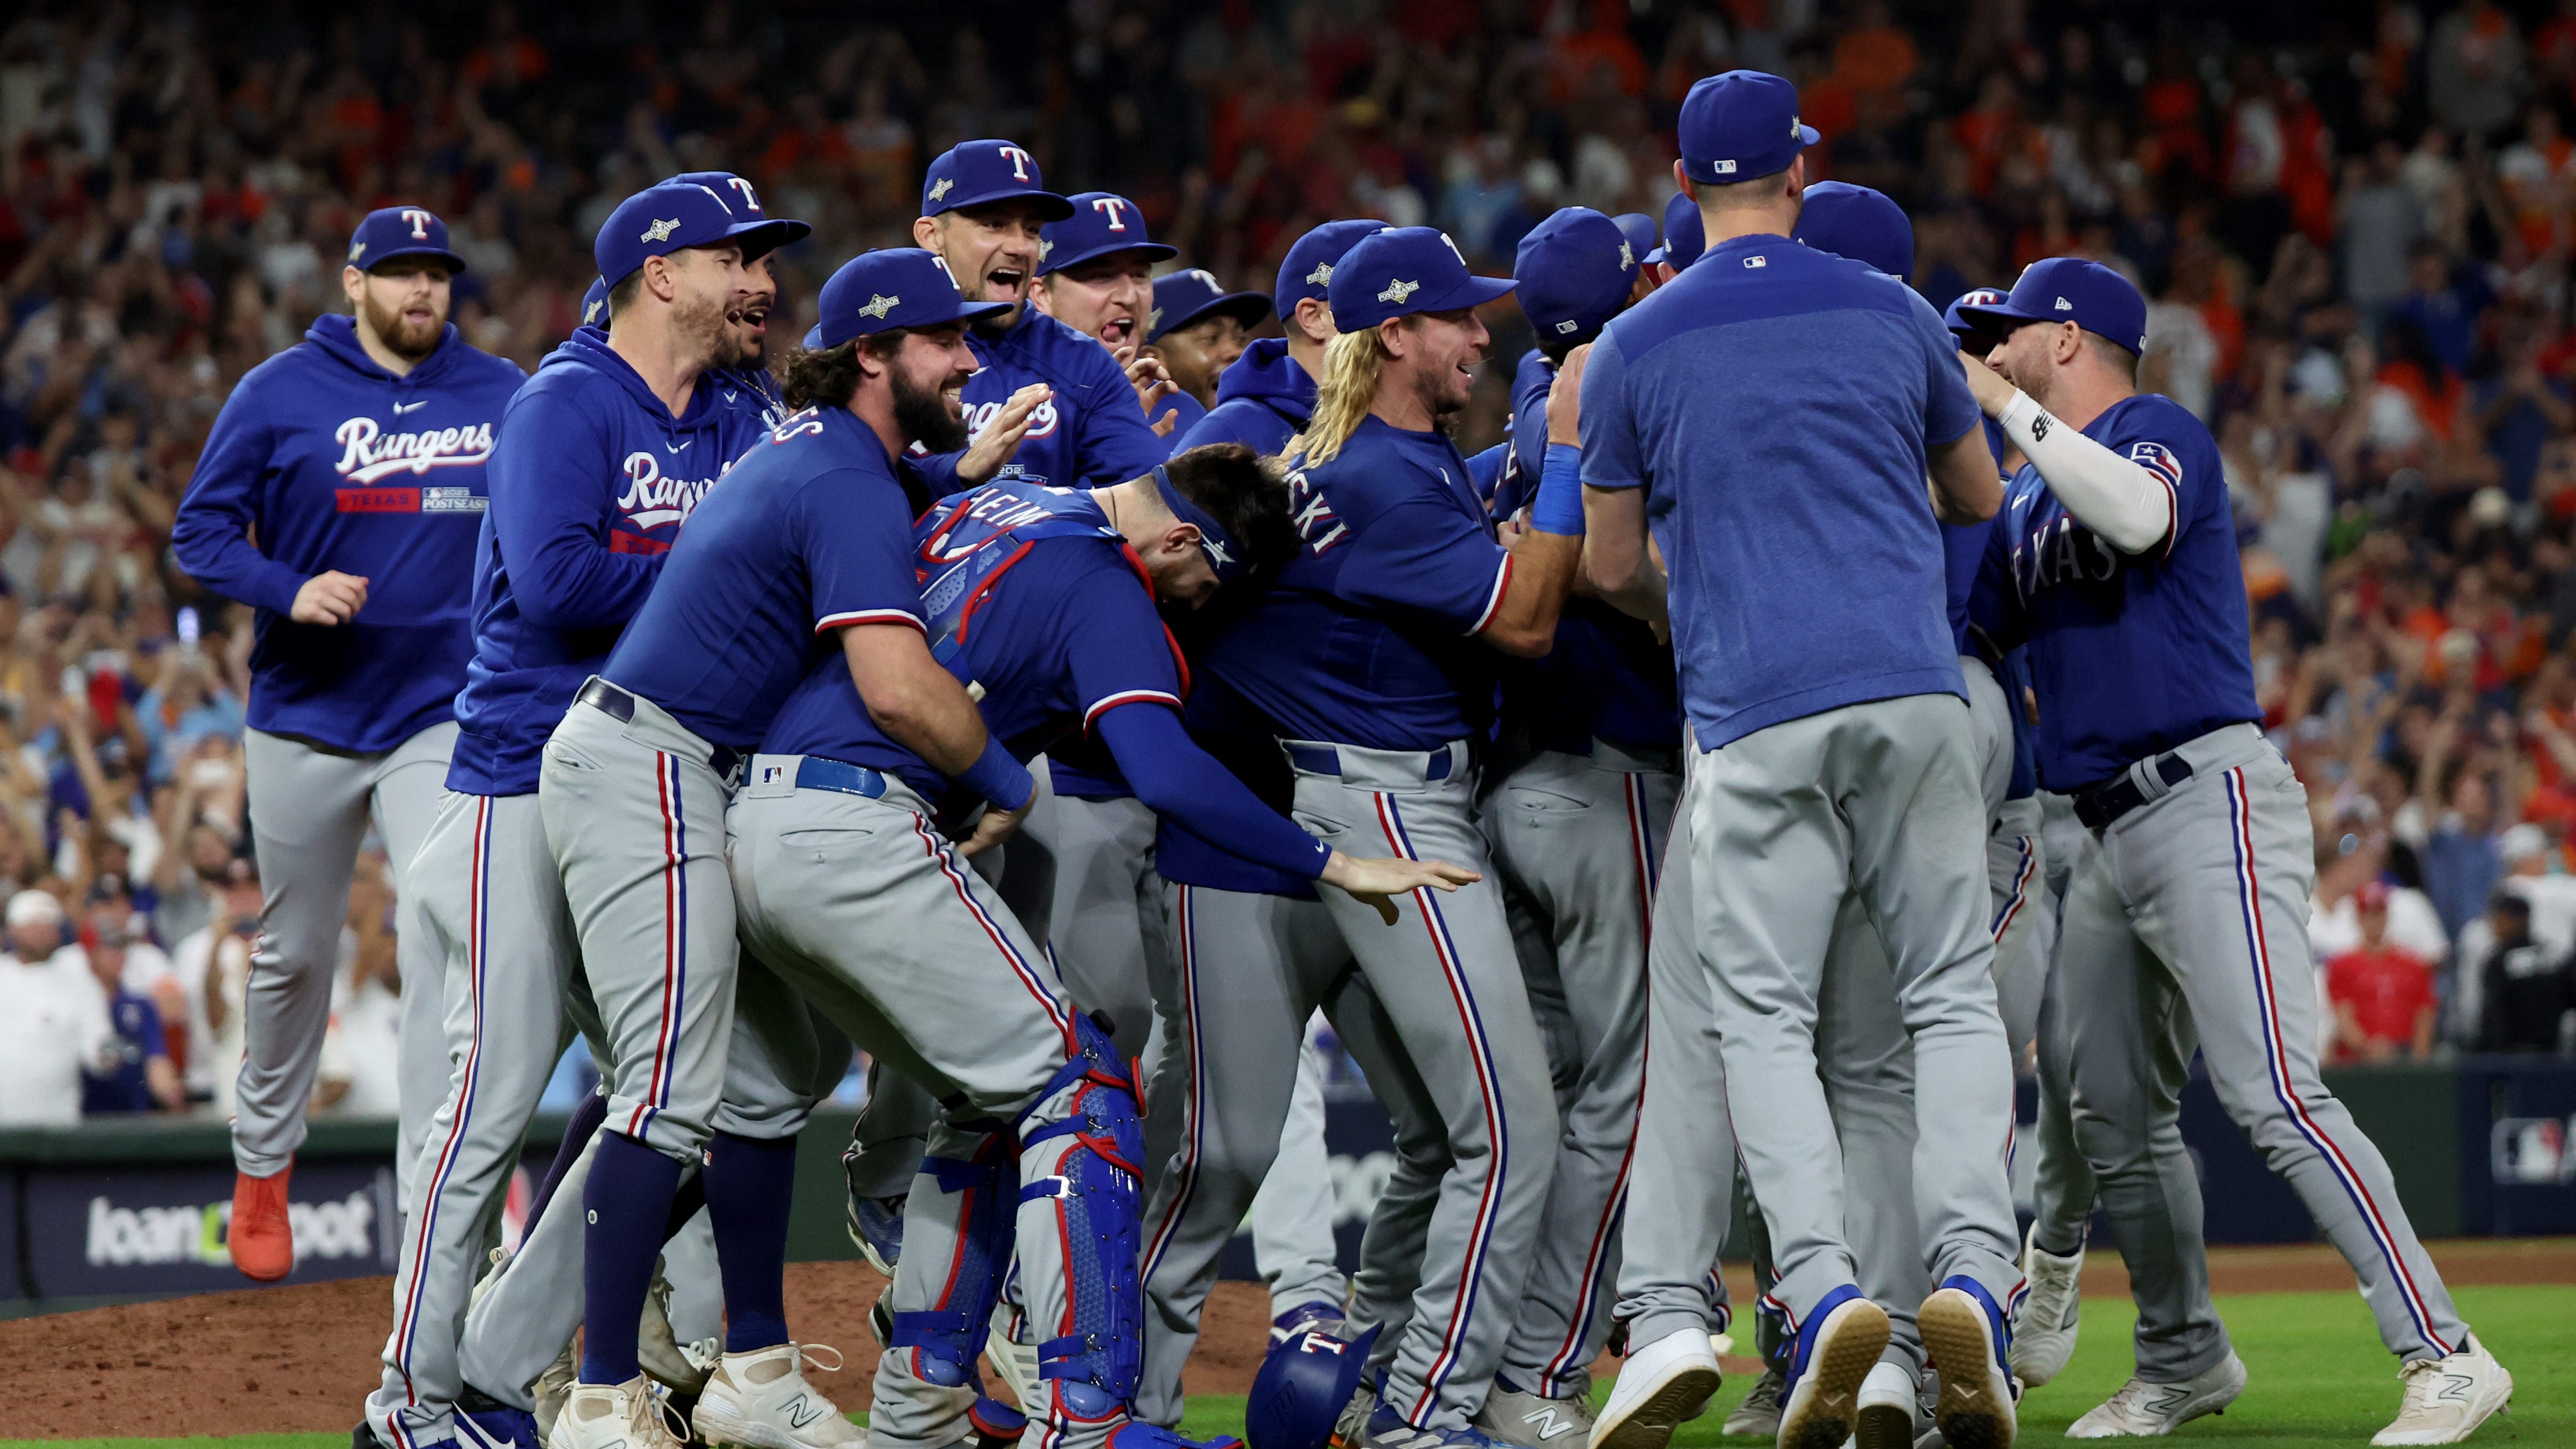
[173,316,526,754]
[1174,338,1315,456]
[914,305,1167,492]
[446,329,775,795]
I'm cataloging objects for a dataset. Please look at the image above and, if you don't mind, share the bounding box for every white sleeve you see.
[1997,390,2174,554]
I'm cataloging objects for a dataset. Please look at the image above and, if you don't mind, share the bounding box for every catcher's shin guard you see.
[1017,1013,1149,1424]
[889,1131,1018,1391]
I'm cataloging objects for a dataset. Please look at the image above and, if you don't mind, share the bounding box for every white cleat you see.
[2066,1352,2245,1439]
[555,1376,691,1449]
[2009,1226,2083,1389]
[640,1261,715,1397]
[2372,1336,2513,1446]
[1587,1327,1721,1449]
[1476,1384,1596,1448]
[691,1343,860,1449]
[1918,1286,2015,1449]
[1775,1296,1891,1449]
[1851,1362,1920,1449]
[535,1345,578,1447]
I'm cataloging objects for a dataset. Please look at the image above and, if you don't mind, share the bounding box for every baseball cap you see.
[1611,211,1660,263]
[1275,219,1383,310]
[1513,207,1635,343]
[346,206,468,273]
[1793,181,1913,279]
[1041,192,1178,276]
[579,276,610,331]
[2501,822,2551,868]
[5,888,62,929]
[1678,70,1818,186]
[594,182,800,289]
[663,170,814,247]
[1942,286,2009,346]
[1645,192,1704,270]
[921,139,1076,222]
[1149,268,1272,343]
[1326,226,1517,332]
[806,248,1012,350]
[1959,257,2149,357]
[2354,880,2393,912]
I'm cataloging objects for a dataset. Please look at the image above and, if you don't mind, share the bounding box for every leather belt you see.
[2071,751,2194,830]
[576,677,741,779]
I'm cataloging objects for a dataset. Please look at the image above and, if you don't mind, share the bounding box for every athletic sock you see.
[580,1130,684,1385]
[705,1130,798,1353]
[527,1088,610,1230]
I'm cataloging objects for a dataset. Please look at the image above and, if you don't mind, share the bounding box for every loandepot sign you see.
[85,1187,380,1270]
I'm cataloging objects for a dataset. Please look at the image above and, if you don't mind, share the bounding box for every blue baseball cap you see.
[1942,287,2010,344]
[1679,70,1818,185]
[1645,192,1704,269]
[663,171,813,246]
[595,182,800,289]
[1793,181,1913,278]
[1959,257,2149,356]
[806,248,1011,350]
[1327,226,1517,331]
[580,276,609,330]
[1246,1326,1384,1449]
[921,139,1075,222]
[346,206,466,273]
[1514,207,1635,343]
[1611,212,1659,262]
[1040,192,1177,275]
[1149,268,1272,343]
[1275,219,1382,310]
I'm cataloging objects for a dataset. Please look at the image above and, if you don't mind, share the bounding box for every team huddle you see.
[174,65,2516,1449]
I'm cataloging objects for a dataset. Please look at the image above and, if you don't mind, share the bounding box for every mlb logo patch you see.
[1712,159,1737,174]
[1744,255,1767,268]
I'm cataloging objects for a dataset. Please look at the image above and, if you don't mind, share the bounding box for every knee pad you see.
[1018,1012,1147,1419]
[888,1134,1016,1391]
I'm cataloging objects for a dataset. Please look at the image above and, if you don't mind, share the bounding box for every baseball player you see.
[1638,192,1703,282]
[1958,258,2514,1443]
[1143,268,1274,436]
[171,206,524,1282]
[367,182,792,1449]
[1032,190,1188,433]
[1179,220,1378,457]
[1466,204,1669,1449]
[1577,71,2020,1449]
[1190,224,1588,1448]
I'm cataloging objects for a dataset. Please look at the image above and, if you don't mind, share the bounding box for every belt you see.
[1285,743,1453,782]
[794,756,891,800]
[576,677,741,779]
[2071,750,2195,830]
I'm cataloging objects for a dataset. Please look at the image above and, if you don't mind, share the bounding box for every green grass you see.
[7,1285,2569,1448]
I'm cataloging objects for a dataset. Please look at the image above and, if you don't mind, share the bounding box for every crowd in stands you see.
[4,0,2576,1123]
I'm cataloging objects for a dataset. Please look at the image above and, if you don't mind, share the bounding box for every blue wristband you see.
[957,737,1034,813]
[1530,443,1586,536]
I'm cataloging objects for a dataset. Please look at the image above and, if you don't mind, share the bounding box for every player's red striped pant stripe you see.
[909,814,1071,1041]
[1989,833,2035,943]
[2223,766,2448,1357]
[1141,885,1209,1283]
[630,753,687,1139]
[1375,792,1512,1424]
[391,798,493,1398]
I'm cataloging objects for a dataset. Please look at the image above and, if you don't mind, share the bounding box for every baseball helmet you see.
[1247,1324,1381,1449]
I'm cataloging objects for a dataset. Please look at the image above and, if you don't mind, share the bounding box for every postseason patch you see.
[420,487,487,513]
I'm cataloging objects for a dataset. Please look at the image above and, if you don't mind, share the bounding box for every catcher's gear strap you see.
[891,1133,1017,1388]
[1019,1011,1148,1419]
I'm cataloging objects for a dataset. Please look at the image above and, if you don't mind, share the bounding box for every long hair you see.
[1287,325,1395,467]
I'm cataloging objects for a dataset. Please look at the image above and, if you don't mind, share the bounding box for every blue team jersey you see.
[1980,392,2256,788]
[1208,416,1509,750]
[1178,338,1314,457]
[761,498,1187,815]
[172,317,524,754]
[914,307,1167,492]
[446,331,773,795]
[604,406,929,750]
[1943,517,1992,656]
[1494,350,1680,755]
[1157,388,1208,448]
[82,989,166,1114]
[1581,234,1981,748]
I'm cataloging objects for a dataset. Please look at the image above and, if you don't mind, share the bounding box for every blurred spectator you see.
[173,863,261,1112]
[2427,0,2530,141]
[2473,892,2576,1051]
[0,888,111,1125]
[2325,882,2440,1063]
[79,910,181,1113]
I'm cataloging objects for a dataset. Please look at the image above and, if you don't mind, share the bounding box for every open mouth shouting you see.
[1098,312,1140,348]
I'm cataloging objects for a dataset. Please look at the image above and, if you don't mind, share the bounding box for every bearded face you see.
[355,260,452,361]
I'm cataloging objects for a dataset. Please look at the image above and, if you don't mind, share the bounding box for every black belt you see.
[577,677,741,779]
[2071,751,2194,830]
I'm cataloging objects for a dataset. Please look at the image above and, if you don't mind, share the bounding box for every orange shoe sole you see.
[230,1165,295,1282]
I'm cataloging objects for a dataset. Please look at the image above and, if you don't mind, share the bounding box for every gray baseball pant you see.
[237,723,456,1192]
[2060,723,2470,1375]
[1609,748,1737,1350]
[2023,789,2101,1256]
[1695,694,2020,1330]
[1482,743,1678,1398]
[1247,1017,1350,1318]
[1013,765,1162,1059]
[725,758,1123,1449]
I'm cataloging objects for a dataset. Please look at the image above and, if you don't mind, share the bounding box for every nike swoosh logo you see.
[392,400,428,414]
[665,441,690,453]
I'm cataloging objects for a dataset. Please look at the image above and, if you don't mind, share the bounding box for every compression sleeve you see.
[1997,390,2172,554]
[1095,702,1331,881]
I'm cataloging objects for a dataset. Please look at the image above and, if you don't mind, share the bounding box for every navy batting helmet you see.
[1246,1324,1381,1449]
